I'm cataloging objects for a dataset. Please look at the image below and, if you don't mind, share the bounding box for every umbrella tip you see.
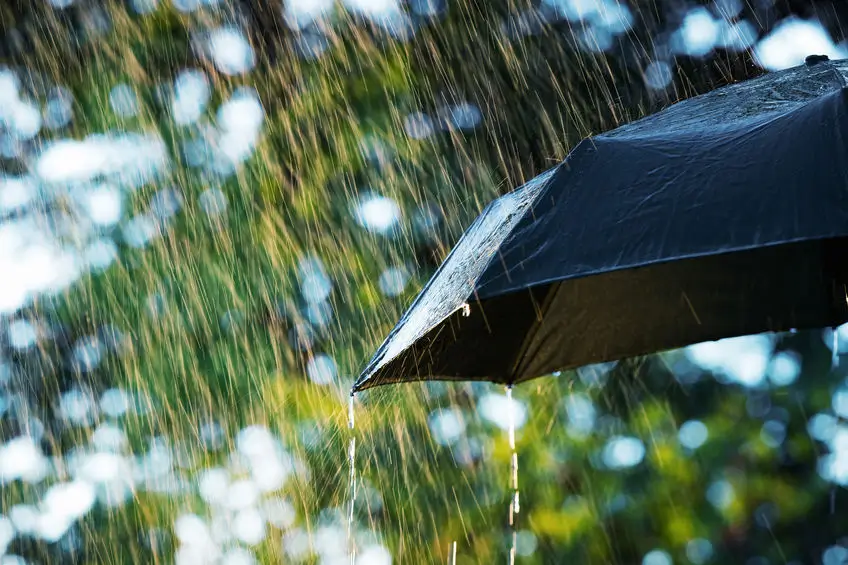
[806,54,830,66]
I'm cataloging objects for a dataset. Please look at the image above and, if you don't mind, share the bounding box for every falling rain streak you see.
[5,0,848,563]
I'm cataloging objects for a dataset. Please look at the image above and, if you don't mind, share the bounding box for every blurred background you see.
[1,0,848,563]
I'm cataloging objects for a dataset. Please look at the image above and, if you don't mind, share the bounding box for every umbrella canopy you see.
[353,55,848,393]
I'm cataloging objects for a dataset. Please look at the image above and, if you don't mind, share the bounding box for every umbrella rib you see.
[506,282,562,383]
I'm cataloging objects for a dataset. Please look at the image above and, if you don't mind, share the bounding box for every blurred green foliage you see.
[0,1,847,564]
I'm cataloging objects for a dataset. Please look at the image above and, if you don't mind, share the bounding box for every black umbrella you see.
[352,55,848,393]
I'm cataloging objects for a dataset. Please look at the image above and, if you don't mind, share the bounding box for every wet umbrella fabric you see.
[353,57,848,393]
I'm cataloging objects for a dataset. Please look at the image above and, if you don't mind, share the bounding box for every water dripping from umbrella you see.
[348,392,357,565]
[506,385,520,565]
